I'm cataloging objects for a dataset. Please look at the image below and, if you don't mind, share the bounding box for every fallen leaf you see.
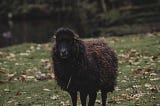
[115,87,121,91]
[26,50,31,53]
[51,95,59,100]
[19,53,30,56]
[19,75,27,81]
[15,63,20,65]
[132,69,142,75]
[26,76,35,79]
[4,88,10,92]
[65,100,70,105]
[60,101,65,106]
[151,96,156,100]
[128,49,137,57]
[0,52,4,56]
[150,73,157,76]
[0,80,5,84]
[132,85,141,88]
[150,56,157,61]
[40,59,49,63]
[30,46,35,50]
[6,73,15,82]
[36,44,41,50]
[150,78,160,81]
[43,88,51,92]
[144,68,152,72]
[9,53,15,58]
[95,99,101,104]
[44,63,52,70]
[22,71,28,75]
[121,80,127,83]
[126,88,131,91]
[144,83,152,88]
[132,93,144,100]
[7,99,16,104]
[132,62,141,65]
[7,73,15,77]
[118,60,123,64]
[15,91,21,96]
[150,87,159,93]
[27,97,31,99]
[47,73,55,79]
[35,73,54,81]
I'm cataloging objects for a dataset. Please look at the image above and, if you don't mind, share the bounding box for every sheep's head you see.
[54,28,79,60]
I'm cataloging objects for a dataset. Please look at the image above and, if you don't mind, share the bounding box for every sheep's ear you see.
[53,35,56,39]
[51,35,56,42]
[74,34,79,40]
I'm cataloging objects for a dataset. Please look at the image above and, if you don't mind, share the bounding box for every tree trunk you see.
[100,0,107,12]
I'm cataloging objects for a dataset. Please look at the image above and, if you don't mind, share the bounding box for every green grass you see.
[0,33,160,106]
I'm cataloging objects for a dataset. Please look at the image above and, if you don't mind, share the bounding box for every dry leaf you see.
[26,76,35,79]
[27,97,31,99]
[9,53,15,58]
[0,80,5,84]
[115,87,121,91]
[121,80,127,83]
[7,99,16,104]
[51,95,59,100]
[4,88,10,92]
[150,78,160,81]
[19,53,29,56]
[144,83,152,88]
[44,63,52,70]
[15,91,21,96]
[150,73,157,76]
[133,85,141,88]
[43,88,51,92]
[7,73,15,82]
[150,87,159,93]
[128,49,137,57]
[47,73,55,79]
[19,75,27,81]
[60,101,65,106]
[40,59,49,63]
[95,99,101,104]
[22,71,28,75]
[35,72,54,81]
[126,88,131,91]
[144,68,152,72]
[132,69,142,75]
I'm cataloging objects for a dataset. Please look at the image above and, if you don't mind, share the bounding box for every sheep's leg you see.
[101,90,107,106]
[88,91,97,106]
[69,91,77,106]
[80,91,87,106]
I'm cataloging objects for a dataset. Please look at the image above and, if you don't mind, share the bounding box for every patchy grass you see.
[0,33,160,106]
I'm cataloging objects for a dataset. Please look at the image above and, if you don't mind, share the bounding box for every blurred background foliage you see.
[0,0,160,47]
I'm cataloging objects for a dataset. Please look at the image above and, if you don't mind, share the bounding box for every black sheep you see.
[52,28,118,106]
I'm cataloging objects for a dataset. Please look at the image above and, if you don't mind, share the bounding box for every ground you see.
[0,33,160,106]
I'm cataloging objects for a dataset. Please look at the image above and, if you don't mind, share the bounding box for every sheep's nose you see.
[60,49,68,58]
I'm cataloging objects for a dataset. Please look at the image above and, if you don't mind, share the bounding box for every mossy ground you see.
[0,33,160,106]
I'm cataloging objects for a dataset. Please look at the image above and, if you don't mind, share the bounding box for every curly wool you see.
[52,38,118,92]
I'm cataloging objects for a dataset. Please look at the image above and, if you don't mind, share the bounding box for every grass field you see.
[0,33,160,106]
